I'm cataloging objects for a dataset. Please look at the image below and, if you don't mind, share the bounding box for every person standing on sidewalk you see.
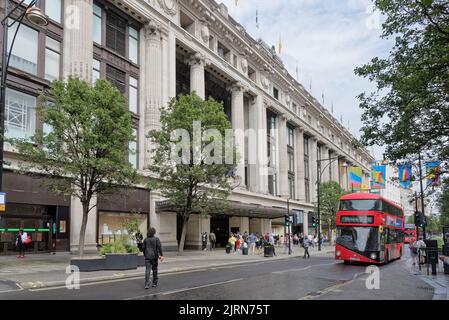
[248,233,256,255]
[16,229,25,258]
[142,227,164,289]
[201,232,208,251]
[209,232,216,250]
[303,237,311,259]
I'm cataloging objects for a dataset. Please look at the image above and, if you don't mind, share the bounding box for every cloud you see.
[219,0,393,159]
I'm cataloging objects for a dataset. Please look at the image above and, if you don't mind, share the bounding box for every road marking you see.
[298,271,367,300]
[0,282,24,294]
[124,278,244,300]
[271,262,336,274]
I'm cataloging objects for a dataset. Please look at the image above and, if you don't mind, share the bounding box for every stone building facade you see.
[0,0,374,254]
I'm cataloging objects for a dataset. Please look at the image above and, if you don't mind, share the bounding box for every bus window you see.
[340,200,381,211]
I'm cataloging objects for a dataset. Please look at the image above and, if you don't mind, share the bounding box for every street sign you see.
[0,192,5,212]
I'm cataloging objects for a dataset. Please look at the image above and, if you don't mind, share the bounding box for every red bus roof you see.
[340,193,403,210]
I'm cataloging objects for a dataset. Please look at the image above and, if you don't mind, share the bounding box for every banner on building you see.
[349,166,362,191]
[371,165,386,189]
[426,161,442,187]
[398,164,412,188]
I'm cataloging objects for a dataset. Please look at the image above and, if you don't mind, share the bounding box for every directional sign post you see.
[0,192,5,212]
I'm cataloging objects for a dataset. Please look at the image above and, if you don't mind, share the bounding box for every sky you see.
[219,0,394,160]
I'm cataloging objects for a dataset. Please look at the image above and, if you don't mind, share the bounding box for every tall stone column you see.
[310,138,318,203]
[278,115,289,198]
[142,21,163,167]
[188,53,205,99]
[63,0,95,254]
[295,128,305,201]
[256,96,268,194]
[63,0,93,81]
[331,152,340,182]
[321,145,330,182]
[231,83,246,188]
[248,96,259,192]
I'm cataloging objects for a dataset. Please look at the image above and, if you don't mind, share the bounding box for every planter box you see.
[70,257,106,272]
[105,253,138,270]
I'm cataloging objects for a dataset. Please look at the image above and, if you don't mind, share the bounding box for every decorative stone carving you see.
[261,75,269,90]
[144,20,161,41]
[157,0,177,16]
[241,58,248,74]
[186,52,205,67]
[200,24,210,44]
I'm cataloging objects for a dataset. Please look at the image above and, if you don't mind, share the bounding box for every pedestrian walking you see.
[249,233,257,255]
[303,237,311,259]
[209,232,216,250]
[201,232,208,250]
[16,229,26,258]
[142,227,164,289]
[228,234,236,253]
[409,237,418,266]
[415,236,427,265]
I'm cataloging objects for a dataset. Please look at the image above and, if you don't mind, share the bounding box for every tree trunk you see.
[78,202,89,257]
[177,215,189,256]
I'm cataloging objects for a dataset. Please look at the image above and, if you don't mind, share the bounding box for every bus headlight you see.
[336,250,341,257]
[370,253,377,260]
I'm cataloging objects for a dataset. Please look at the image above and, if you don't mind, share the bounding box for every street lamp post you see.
[316,156,344,251]
[0,0,48,191]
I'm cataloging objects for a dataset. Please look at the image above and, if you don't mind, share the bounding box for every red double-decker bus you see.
[404,224,417,244]
[335,193,404,264]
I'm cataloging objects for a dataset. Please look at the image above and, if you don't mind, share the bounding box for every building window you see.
[129,128,137,169]
[232,54,238,68]
[217,42,230,62]
[106,65,126,94]
[8,21,38,75]
[92,59,101,84]
[304,135,310,203]
[129,76,138,114]
[106,10,127,57]
[180,11,195,35]
[248,66,256,82]
[129,26,139,64]
[268,173,277,196]
[292,103,297,115]
[288,151,294,172]
[93,3,102,44]
[273,87,279,100]
[5,88,36,140]
[287,125,294,146]
[208,35,215,51]
[329,150,333,179]
[45,37,61,81]
[288,175,295,200]
[45,0,62,23]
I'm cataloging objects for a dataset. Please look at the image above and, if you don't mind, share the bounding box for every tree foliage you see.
[316,181,347,239]
[148,93,236,255]
[11,77,138,256]
[355,0,449,162]
[438,179,449,227]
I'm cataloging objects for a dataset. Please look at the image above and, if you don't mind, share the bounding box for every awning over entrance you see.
[156,200,287,220]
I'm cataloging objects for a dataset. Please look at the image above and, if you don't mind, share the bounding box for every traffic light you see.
[285,214,290,227]
[312,216,317,228]
[414,211,427,228]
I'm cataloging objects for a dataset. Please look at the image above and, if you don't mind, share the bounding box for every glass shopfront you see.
[98,211,147,245]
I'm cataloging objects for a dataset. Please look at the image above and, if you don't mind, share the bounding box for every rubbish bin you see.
[242,247,248,255]
[264,245,274,257]
[226,245,231,254]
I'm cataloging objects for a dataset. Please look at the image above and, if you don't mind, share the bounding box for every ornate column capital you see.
[186,52,206,67]
[144,20,162,42]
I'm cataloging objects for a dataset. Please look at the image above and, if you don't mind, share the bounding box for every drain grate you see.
[416,286,434,292]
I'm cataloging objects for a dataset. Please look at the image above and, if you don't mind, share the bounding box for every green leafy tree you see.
[148,93,236,255]
[316,181,347,243]
[438,180,449,227]
[11,77,138,256]
[355,0,449,162]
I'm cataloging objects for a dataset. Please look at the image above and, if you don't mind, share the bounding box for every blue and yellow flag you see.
[426,161,441,187]
[349,167,362,191]
[372,165,386,189]
[398,164,412,188]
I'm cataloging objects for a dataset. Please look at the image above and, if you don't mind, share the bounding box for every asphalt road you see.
[0,254,434,300]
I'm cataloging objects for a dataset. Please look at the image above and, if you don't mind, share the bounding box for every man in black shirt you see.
[142,227,164,289]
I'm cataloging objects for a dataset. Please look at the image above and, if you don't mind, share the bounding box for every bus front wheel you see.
[343,260,350,265]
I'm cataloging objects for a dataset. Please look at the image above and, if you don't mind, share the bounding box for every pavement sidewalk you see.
[0,245,335,290]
